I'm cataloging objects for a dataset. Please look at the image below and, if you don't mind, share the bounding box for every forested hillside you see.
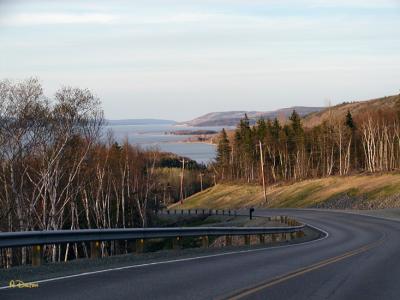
[214,94,400,187]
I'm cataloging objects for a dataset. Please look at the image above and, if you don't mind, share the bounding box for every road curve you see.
[2,209,400,300]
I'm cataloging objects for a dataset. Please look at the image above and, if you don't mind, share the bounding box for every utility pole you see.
[199,173,203,191]
[163,185,166,206]
[259,140,267,203]
[180,158,185,204]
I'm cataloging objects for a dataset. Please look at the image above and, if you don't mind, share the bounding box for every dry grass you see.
[173,173,400,209]
[303,95,400,128]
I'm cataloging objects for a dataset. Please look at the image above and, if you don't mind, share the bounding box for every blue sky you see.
[1,0,399,121]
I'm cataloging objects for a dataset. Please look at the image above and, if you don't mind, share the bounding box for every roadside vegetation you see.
[176,173,400,210]
[0,78,213,268]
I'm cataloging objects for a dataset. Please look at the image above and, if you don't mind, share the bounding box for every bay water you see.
[104,124,231,164]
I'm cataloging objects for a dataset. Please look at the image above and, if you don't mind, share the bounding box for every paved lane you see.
[1,209,398,300]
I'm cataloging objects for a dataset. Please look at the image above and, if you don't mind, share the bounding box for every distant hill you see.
[303,94,400,128]
[106,119,176,126]
[180,107,323,127]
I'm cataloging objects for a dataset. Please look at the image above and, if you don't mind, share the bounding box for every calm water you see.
[104,124,231,164]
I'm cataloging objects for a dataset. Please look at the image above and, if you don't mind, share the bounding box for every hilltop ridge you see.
[180,106,323,127]
[303,94,400,127]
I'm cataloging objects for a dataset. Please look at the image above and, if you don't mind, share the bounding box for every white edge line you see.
[0,224,329,290]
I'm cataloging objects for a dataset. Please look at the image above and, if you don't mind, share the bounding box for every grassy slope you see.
[174,173,400,209]
[303,94,400,128]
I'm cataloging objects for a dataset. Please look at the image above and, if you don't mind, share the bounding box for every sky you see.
[0,0,399,121]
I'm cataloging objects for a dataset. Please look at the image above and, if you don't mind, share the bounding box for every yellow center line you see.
[225,238,383,300]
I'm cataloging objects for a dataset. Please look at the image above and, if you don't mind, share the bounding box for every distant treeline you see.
[167,130,217,135]
[215,101,400,184]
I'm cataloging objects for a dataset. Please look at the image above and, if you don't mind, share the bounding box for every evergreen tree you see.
[241,113,250,128]
[256,118,267,141]
[287,110,304,151]
[271,118,281,141]
[345,110,355,130]
[216,128,231,166]
[238,114,253,156]
[289,110,303,137]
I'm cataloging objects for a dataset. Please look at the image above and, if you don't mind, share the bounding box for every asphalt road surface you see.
[1,209,399,300]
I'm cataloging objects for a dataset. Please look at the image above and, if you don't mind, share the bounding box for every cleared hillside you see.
[303,94,400,128]
[174,173,400,210]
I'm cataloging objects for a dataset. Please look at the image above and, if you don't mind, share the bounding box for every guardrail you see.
[162,209,238,217]
[0,225,304,248]
[0,210,305,267]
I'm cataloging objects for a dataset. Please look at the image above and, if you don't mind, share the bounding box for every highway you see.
[1,209,400,299]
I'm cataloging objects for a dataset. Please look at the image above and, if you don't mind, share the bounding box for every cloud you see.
[308,0,399,8]
[0,13,118,26]
[123,13,218,24]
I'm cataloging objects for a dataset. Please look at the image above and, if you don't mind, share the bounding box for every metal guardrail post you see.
[271,233,277,242]
[202,209,205,215]
[173,236,181,250]
[188,209,191,215]
[259,234,265,244]
[202,236,209,248]
[225,235,232,246]
[90,241,101,259]
[195,209,197,215]
[228,210,231,216]
[32,245,42,266]
[135,239,145,253]
[181,210,184,215]
[127,240,136,253]
[167,210,170,215]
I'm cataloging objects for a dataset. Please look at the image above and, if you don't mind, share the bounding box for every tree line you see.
[215,101,400,185]
[0,78,210,267]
